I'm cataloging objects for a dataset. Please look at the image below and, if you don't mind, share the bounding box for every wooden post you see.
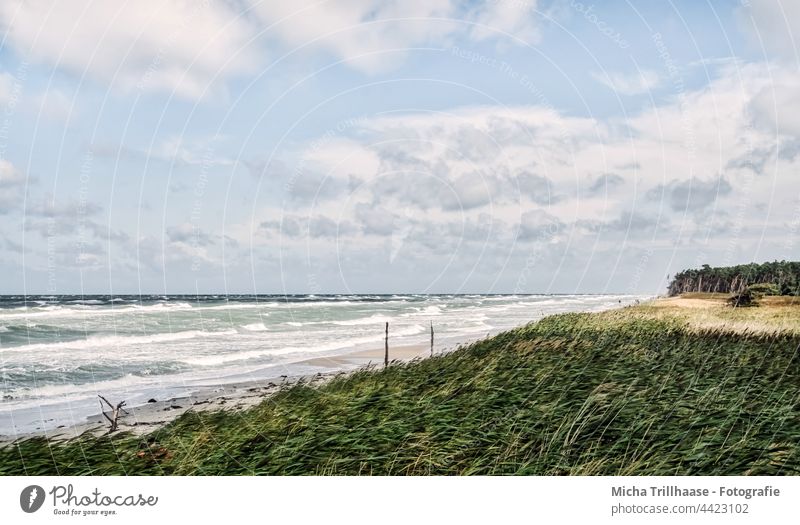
[430,321,434,356]
[384,321,389,367]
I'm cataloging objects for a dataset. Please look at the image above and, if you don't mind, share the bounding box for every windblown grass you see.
[2,295,799,475]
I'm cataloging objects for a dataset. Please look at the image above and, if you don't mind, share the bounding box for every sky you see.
[0,0,798,295]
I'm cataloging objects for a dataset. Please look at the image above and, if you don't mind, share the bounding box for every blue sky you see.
[0,0,798,294]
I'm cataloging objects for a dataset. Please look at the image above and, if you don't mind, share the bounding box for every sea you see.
[0,293,643,435]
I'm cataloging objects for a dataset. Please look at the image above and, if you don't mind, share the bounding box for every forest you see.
[667,261,800,296]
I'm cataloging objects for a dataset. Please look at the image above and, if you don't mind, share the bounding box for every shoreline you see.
[7,293,795,475]
[0,295,647,444]
[0,343,431,444]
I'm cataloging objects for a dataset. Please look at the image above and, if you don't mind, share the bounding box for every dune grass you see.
[1,295,799,475]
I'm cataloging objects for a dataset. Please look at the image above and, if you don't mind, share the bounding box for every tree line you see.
[667,261,800,296]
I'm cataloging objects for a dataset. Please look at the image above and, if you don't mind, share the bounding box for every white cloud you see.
[739,0,800,61]
[0,160,24,187]
[246,61,798,264]
[749,83,800,138]
[0,0,548,93]
[156,135,235,166]
[0,0,258,99]
[248,0,455,73]
[647,176,733,213]
[0,72,14,104]
[248,0,543,73]
[591,69,661,96]
[468,0,542,44]
[35,89,74,122]
[92,135,235,167]
[0,160,27,213]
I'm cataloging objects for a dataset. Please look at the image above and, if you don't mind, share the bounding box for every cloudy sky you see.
[0,0,798,294]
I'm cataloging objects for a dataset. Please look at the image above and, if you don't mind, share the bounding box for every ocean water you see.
[0,294,642,434]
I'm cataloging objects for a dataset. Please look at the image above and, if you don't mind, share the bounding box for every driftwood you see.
[98,395,127,432]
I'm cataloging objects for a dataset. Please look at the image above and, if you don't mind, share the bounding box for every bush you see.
[748,283,780,296]
[727,289,758,307]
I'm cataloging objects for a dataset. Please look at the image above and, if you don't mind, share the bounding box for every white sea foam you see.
[400,305,443,317]
[0,301,194,320]
[3,329,239,353]
[1,376,153,410]
[192,302,280,311]
[332,314,391,326]
[181,324,426,366]
[241,323,269,332]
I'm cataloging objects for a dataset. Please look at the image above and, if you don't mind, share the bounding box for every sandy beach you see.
[0,343,430,444]
[0,294,638,443]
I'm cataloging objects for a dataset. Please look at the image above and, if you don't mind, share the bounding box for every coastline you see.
[0,294,639,440]
[0,344,431,444]
[3,294,799,475]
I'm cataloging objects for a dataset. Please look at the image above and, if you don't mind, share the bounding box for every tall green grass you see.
[2,305,799,475]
